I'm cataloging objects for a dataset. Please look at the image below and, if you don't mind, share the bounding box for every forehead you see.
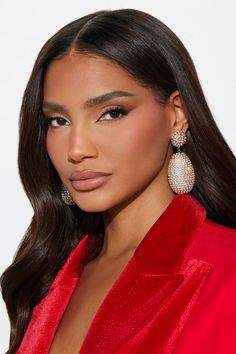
[43,53,151,100]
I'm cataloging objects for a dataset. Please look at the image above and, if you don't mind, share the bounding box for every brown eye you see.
[47,116,70,127]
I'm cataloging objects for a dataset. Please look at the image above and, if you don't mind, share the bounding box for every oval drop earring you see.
[167,131,195,194]
[61,184,76,205]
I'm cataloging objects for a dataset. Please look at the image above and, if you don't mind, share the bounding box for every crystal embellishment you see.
[168,152,195,194]
[171,131,187,148]
[61,185,75,205]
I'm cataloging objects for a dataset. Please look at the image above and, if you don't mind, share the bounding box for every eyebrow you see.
[83,90,136,108]
[42,90,137,113]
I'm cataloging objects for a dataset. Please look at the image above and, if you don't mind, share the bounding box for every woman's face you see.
[43,53,175,213]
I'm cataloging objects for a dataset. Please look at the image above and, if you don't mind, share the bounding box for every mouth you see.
[69,169,111,192]
[70,174,111,192]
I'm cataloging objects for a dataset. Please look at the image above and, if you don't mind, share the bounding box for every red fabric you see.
[16,194,236,353]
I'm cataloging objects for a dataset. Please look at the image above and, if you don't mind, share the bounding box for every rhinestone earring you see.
[167,131,195,194]
[61,184,75,205]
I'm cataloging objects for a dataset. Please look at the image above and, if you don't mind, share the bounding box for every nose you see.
[67,126,98,163]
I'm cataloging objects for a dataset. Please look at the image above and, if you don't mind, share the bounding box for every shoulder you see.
[202,218,236,237]
[186,218,236,265]
[200,219,236,255]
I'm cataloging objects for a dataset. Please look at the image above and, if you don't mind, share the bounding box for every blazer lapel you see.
[17,235,90,354]
[80,195,213,353]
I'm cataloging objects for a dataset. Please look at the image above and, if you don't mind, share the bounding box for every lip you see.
[69,170,111,192]
[69,170,111,181]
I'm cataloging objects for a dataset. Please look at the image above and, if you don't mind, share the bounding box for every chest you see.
[49,253,134,354]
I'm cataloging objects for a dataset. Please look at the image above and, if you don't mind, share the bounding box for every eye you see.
[99,107,129,121]
[46,116,70,127]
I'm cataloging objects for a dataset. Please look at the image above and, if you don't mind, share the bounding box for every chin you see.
[73,195,114,213]
[76,203,108,213]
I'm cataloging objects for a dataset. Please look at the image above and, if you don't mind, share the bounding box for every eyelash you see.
[100,106,129,121]
[44,106,129,127]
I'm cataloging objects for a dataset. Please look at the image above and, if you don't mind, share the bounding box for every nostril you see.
[67,147,88,163]
[67,143,98,163]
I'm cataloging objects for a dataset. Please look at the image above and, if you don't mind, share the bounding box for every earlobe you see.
[169,91,189,133]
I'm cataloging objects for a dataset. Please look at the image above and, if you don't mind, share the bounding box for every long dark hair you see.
[1,8,236,353]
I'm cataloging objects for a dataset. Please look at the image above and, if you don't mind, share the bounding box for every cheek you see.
[100,107,170,173]
[46,130,68,174]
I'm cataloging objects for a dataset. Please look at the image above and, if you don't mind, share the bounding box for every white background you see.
[0,0,235,351]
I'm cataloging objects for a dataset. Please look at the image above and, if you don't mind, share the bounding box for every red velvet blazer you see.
[17,195,236,353]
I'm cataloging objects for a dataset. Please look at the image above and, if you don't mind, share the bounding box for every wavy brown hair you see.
[1,8,236,353]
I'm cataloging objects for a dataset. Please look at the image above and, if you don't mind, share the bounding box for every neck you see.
[100,178,175,260]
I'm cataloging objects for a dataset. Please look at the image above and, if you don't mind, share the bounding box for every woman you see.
[1,8,236,354]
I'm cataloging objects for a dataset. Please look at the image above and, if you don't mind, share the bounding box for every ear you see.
[168,90,189,133]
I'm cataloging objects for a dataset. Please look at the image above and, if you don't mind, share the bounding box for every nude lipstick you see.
[69,170,111,191]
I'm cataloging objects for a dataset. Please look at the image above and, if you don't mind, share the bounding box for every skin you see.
[43,52,189,260]
[45,53,189,353]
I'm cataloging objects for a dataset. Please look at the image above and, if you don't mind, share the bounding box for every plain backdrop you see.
[0,0,235,351]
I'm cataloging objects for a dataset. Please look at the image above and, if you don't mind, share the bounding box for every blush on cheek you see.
[107,102,168,159]
[133,103,169,150]
[46,133,54,161]
[46,132,65,172]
